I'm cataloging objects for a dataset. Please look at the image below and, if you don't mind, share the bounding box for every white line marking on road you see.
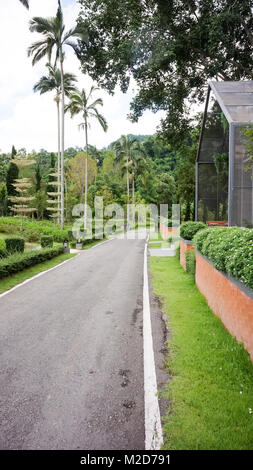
[143,238,163,450]
[0,254,80,300]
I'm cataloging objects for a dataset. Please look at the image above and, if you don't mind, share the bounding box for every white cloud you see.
[0,0,165,153]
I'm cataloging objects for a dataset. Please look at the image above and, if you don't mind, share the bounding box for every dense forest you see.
[0,130,197,223]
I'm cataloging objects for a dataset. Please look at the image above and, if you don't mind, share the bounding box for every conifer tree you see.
[6,146,19,197]
[9,155,36,230]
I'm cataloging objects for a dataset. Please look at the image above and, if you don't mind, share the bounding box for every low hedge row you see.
[0,239,6,258]
[5,237,25,254]
[180,221,207,241]
[0,218,68,242]
[41,236,53,248]
[185,250,196,275]
[193,227,253,289]
[0,246,64,279]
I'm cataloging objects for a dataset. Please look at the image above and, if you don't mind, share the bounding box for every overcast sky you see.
[0,0,165,154]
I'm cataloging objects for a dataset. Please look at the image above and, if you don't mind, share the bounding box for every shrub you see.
[0,246,64,279]
[5,237,25,254]
[194,227,253,289]
[0,239,6,258]
[186,250,196,275]
[180,221,207,241]
[41,235,53,248]
[0,217,68,242]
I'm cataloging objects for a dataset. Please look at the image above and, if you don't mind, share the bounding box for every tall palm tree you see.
[129,145,147,225]
[28,0,87,229]
[33,64,77,222]
[19,0,29,8]
[113,135,139,230]
[65,86,108,229]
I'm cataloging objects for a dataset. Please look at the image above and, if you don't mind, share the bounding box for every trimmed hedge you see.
[0,246,64,279]
[41,235,53,248]
[193,227,253,289]
[0,217,68,242]
[5,237,25,254]
[180,221,207,241]
[0,239,6,258]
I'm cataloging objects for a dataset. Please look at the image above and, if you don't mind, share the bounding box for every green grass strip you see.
[150,256,253,450]
[0,253,76,294]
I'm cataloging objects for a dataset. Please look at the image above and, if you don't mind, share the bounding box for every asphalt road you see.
[0,238,146,450]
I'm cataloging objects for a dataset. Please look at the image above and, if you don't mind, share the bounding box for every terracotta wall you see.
[180,238,195,270]
[196,252,253,360]
[160,222,177,241]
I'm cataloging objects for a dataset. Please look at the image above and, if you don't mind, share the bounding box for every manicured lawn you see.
[150,231,163,242]
[148,242,170,249]
[0,253,76,294]
[150,256,253,450]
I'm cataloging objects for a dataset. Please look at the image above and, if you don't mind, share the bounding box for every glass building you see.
[195,81,253,228]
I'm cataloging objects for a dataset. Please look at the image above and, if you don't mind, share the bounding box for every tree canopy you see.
[77,0,253,143]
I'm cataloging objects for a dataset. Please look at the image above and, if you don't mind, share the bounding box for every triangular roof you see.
[209,81,253,124]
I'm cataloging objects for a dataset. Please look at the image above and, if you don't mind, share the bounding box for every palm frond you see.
[56,0,64,31]
[19,0,29,9]
[28,37,55,65]
[91,110,108,132]
[29,17,55,34]
[88,98,103,110]
[68,24,89,43]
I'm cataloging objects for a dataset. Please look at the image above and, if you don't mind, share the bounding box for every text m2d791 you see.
[124,454,170,465]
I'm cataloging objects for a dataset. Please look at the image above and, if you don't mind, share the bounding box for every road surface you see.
[0,238,150,450]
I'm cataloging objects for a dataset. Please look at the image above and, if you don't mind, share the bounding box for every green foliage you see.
[192,227,212,252]
[0,217,68,242]
[78,0,253,143]
[180,221,207,241]
[243,126,253,171]
[194,227,253,289]
[6,161,19,196]
[0,247,64,279]
[41,235,53,248]
[0,239,6,258]
[5,237,25,254]
[0,184,8,216]
[185,250,196,276]
[156,172,176,206]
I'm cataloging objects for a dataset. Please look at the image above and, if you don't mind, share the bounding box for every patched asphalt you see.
[0,238,145,450]
[0,236,169,450]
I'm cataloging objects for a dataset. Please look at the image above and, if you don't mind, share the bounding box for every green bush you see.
[193,227,253,289]
[0,217,68,242]
[180,221,207,241]
[0,246,64,279]
[0,239,6,258]
[41,235,53,248]
[5,237,25,254]
[193,227,211,251]
[185,250,196,275]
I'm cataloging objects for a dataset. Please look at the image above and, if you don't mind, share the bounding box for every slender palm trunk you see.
[60,53,65,230]
[56,99,61,225]
[132,174,135,227]
[84,119,89,230]
[126,167,130,230]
